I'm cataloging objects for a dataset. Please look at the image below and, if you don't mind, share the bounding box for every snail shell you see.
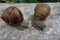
[34,4,51,20]
[1,6,23,25]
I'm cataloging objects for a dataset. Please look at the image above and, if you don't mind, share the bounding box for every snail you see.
[34,4,51,20]
[32,4,51,30]
[1,6,23,25]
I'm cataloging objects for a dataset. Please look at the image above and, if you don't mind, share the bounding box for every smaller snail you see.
[1,6,23,25]
[34,4,51,20]
[32,4,51,30]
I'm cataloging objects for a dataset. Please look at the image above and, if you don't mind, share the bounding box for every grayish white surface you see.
[0,3,60,40]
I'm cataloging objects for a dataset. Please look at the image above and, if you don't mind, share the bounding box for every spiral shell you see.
[34,4,51,20]
[1,6,23,25]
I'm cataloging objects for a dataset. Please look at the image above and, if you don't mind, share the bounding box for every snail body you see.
[1,6,23,25]
[34,4,51,20]
[32,16,46,30]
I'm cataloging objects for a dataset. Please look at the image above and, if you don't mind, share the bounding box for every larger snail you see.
[34,4,51,20]
[1,6,23,25]
[32,4,51,30]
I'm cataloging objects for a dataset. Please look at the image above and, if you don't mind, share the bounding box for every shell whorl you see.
[1,6,23,25]
[34,4,51,20]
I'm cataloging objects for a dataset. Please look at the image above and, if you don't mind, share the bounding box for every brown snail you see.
[1,6,23,25]
[34,4,51,20]
[32,4,51,30]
